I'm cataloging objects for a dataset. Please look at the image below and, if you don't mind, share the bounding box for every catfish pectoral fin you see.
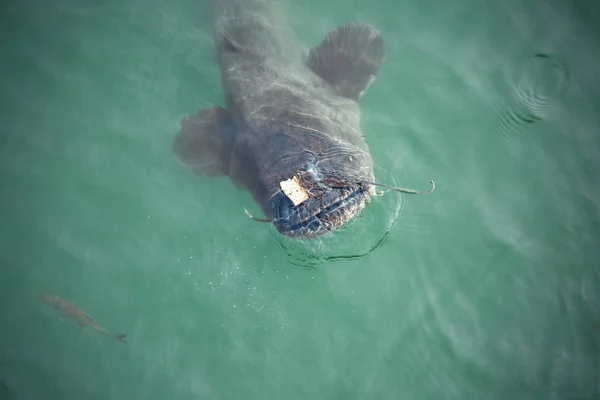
[307,22,385,101]
[173,106,236,177]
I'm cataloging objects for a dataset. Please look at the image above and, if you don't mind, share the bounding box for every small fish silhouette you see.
[41,294,126,343]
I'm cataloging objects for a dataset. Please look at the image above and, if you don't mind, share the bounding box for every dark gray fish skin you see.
[175,0,385,238]
[41,294,127,343]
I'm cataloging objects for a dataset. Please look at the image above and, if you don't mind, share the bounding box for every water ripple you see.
[494,53,569,142]
[271,165,405,270]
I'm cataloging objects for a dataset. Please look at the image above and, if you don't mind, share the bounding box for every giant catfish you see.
[174,0,434,239]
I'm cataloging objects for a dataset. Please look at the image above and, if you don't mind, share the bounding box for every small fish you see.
[41,294,127,343]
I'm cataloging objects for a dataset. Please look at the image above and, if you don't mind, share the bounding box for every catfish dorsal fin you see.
[307,22,385,101]
[173,106,236,177]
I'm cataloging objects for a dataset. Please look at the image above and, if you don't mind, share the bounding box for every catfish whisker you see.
[364,180,435,195]
[243,207,271,223]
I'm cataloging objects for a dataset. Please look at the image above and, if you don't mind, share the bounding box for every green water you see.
[1,0,599,398]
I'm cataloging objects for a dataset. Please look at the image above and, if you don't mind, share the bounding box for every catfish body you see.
[175,0,385,238]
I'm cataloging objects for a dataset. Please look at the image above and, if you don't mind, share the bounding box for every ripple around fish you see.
[494,53,569,144]
[272,165,405,270]
[493,100,538,145]
[375,173,437,238]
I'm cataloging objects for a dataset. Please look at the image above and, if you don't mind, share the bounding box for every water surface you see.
[1,0,599,399]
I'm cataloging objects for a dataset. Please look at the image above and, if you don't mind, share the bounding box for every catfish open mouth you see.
[270,183,369,238]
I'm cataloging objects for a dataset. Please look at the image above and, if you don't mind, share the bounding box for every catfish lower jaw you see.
[270,184,369,238]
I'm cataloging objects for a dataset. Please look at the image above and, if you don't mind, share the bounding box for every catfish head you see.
[228,124,378,238]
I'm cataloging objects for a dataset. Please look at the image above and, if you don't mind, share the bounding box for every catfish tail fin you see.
[112,333,127,343]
